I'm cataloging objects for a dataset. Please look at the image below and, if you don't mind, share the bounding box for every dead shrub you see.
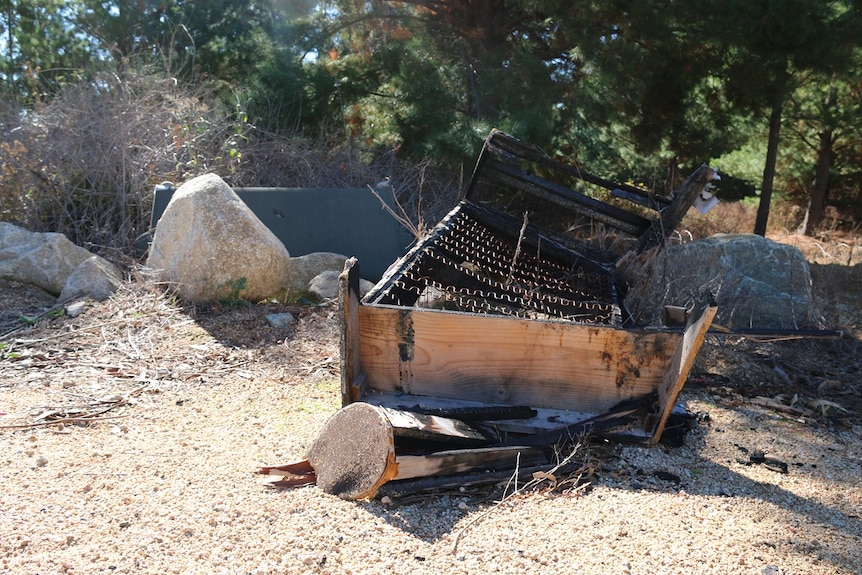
[0,73,461,267]
[0,72,247,264]
[234,136,461,231]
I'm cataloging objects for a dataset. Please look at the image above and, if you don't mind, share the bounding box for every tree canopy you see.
[2,0,861,235]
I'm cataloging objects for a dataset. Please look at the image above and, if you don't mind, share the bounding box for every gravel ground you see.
[1,281,861,575]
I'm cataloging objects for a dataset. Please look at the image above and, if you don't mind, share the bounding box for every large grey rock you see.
[146,174,291,303]
[0,222,99,295]
[620,234,822,329]
[59,256,123,302]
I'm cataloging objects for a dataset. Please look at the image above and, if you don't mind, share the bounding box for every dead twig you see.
[749,396,811,418]
[368,183,425,241]
[0,302,68,342]
[0,413,130,429]
[451,440,590,554]
[505,212,529,286]
[0,395,131,430]
[13,318,194,344]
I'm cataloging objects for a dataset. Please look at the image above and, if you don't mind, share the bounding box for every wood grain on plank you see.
[358,305,681,413]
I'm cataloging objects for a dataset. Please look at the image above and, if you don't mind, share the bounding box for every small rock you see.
[653,470,682,483]
[307,269,376,301]
[65,301,87,318]
[286,252,349,295]
[265,313,296,329]
[307,270,342,301]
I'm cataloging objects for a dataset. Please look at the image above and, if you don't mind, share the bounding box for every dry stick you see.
[450,439,589,555]
[367,184,423,240]
[0,413,130,430]
[748,397,811,418]
[0,302,68,342]
[505,212,529,286]
[0,386,145,430]
[126,327,143,359]
[14,318,195,344]
[0,400,129,429]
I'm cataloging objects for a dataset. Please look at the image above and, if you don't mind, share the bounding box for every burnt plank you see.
[483,158,650,236]
[396,404,538,422]
[366,389,597,435]
[649,303,718,444]
[637,164,718,252]
[339,257,362,405]
[611,187,669,211]
[377,464,557,498]
[378,406,497,446]
[357,305,681,413]
[394,446,549,481]
[338,258,361,405]
[472,130,669,209]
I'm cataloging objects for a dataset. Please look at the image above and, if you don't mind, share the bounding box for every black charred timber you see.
[473,130,670,210]
[375,463,558,499]
[635,164,715,253]
[396,404,539,422]
[495,394,657,448]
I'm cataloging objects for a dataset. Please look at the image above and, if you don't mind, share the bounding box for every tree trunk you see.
[443,0,507,120]
[754,101,783,236]
[802,130,835,236]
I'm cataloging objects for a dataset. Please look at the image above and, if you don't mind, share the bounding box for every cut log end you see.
[307,402,396,500]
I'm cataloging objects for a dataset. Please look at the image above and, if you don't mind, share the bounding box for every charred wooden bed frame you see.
[263,131,719,499]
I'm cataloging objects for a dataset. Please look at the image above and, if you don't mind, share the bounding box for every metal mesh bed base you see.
[366,203,623,326]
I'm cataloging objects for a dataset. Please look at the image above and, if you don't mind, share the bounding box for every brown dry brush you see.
[0,72,241,263]
[0,72,461,269]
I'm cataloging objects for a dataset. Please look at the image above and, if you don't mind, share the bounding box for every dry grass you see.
[679,199,806,239]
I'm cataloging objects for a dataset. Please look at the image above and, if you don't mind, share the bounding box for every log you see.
[306,402,507,499]
[307,402,397,500]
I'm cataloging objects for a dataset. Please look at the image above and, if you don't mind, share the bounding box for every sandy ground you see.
[1,276,860,575]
